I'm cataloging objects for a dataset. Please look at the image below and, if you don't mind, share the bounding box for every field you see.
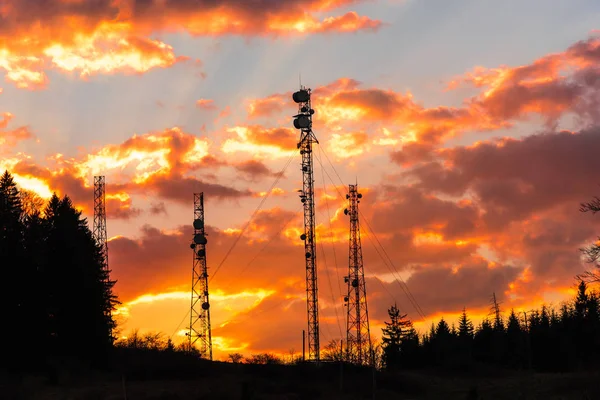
[3,354,600,400]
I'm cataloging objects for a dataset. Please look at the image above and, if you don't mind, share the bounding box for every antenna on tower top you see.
[299,73,302,89]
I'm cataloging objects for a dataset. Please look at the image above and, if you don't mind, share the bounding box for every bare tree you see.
[579,196,600,282]
[19,189,45,216]
[228,353,244,363]
[322,339,344,362]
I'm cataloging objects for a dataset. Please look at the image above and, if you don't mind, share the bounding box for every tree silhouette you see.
[579,195,600,282]
[0,171,118,373]
[381,304,413,370]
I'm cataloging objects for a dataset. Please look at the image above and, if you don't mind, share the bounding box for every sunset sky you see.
[2,0,600,360]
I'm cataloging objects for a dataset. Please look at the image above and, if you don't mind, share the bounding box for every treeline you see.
[0,171,118,373]
[381,280,600,372]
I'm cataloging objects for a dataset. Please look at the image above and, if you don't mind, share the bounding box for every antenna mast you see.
[188,193,213,360]
[292,86,320,362]
[93,176,113,340]
[343,184,372,365]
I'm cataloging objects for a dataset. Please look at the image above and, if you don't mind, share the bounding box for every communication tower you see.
[343,184,372,365]
[93,176,109,276]
[188,193,213,360]
[292,87,320,362]
[93,176,112,337]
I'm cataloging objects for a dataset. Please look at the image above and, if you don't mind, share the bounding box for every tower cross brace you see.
[344,184,372,365]
[93,176,109,275]
[189,193,213,360]
[293,87,320,362]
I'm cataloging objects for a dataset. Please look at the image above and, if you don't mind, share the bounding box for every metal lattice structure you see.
[188,193,213,360]
[293,87,320,362]
[93,176,109,275]
[344,184,372,365]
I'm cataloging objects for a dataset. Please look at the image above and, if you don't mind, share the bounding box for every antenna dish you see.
[194,234,207,245]
[193,219,203,230]
[293,90,310,103]
[201,302,210,310]
[293,115,310,129]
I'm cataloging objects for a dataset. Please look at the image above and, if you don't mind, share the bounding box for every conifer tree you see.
[381,304,413,370]
[0,171,27,370]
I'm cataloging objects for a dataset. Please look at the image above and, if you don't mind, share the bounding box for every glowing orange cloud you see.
[0,1,381,88]
[221,126,297,159]
[0,112,34,147]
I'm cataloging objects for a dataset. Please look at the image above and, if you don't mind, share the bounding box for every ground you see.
[2,352,599,399]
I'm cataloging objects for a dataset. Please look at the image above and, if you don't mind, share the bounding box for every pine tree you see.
[505,309,525,368]
[0,171,27,371]
[458,308,474,339]
[381,304,412,370]
[42,194,118,365]
[457,308,474,366]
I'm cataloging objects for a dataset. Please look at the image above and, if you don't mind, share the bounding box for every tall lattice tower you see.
[93,176,112,338]
[292,87,320,362]
[188,193,213,360]
[93,176,109,275]
[343,184,372,365]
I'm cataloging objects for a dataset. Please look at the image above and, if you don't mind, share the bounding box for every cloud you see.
[234,160,279,181]
[448,36,600,125]
[411,127,600,226]
[0,112,34,148]
[221,125,298,159]
[0,0,381,88]
[149,202,168,215]
[2,126,254,216]
[368,258,522,321]
[196,99,217,111]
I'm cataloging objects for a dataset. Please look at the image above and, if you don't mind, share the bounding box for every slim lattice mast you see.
[93,176,112,337]
[292,87,320,362]
[188,193,213,360]
[93,176,109,275]
[344,184,372,365]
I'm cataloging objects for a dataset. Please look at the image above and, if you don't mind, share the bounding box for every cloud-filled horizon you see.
[2,0,600,359]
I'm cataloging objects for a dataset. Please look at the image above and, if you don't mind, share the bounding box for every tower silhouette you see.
[344,184,372,365]
[292,86,320,362]
[93,176,112,338]
[188,192,213,359]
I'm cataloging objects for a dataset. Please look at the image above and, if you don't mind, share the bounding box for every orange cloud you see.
[0,1,381,88]
[196,98,217,110]
[448,37,600,123]
[221,125,297,159]
[0,112,34,148]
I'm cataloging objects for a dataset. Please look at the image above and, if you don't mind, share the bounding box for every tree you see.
[0,171,28,371]
[228,353,244,363]
[322,338,344,362]
[458,308,474,339]
[457,308,474,365]
[19,189,45,216]
[505,309,525,368]
[579,195,600,282]
[381,304,413,370]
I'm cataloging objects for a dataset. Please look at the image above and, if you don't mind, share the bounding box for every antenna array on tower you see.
[188,193,213,360]
[343,184,372,365]
[292,86,320,362]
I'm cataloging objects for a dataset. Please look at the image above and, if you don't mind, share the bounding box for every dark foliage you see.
[381,280,600,372]
[0,171,118,374]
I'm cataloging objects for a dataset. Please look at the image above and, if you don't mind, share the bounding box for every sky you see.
[1,0,600,360]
